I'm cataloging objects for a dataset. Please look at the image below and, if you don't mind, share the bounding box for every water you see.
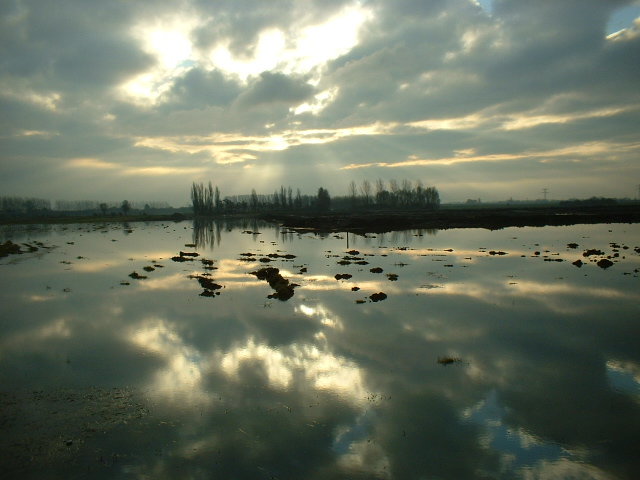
[1,220,639,479]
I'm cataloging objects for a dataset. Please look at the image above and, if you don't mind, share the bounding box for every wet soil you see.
[0,240,48,258]
[250,267,298,300]
[0,387,148,473]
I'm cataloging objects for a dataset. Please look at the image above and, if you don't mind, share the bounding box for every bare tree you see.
[389,179,399,206]
[348,180,358,209]
[401,178,412,205]
[191,182,215,215]
[121,200,131,215]
[295,188,302,209]
[317,187,331,212]
[425,186,441,209]
[360,179,372,207]
[414,180,423,203]
[214,186,221,213]
[191,182,202,214]
[206,181,214,215]
[375,178,388,205]
[250,189,258,212]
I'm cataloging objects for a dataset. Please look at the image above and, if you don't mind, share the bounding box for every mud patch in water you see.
[0,387,148,471]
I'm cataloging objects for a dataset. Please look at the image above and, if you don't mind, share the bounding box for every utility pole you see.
[542,188,548,201]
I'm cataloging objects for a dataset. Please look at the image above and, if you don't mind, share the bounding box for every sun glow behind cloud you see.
[120,4,369,106]
[65,157,205,177]
[341,141,639,170]
[66,158,118,170]
[288,6,370,77]
[110,3,635,200]
[210,5,370,82]
[121,14,202,105]
[211,29,286,81]
[292,88,339,115]
[128,121,398,165]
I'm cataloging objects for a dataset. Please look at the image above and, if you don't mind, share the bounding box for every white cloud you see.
[219,337,369,404]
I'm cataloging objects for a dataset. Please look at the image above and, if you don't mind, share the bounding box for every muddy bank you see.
[264,205,640,233]
[0,212,189,226]
[0,387,148,473]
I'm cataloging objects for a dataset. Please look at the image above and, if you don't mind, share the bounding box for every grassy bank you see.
[3,204,640,232]
[0,212,191,225]
[263,204,640,232]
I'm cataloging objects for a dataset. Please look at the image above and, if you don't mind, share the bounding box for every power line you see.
[542,188,548,201]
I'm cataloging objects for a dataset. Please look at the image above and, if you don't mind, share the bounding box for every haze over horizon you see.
[2,0,640,206]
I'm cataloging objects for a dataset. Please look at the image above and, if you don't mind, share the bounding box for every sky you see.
[1,0,640,206]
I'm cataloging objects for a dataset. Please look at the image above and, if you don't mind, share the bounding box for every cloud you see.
[1,0,640,205]
[65,158,118,170]
[191,0,354,59]
[162,67,242,109]
[54,34,156,88]
[1,1,155,91]
[235,71,315,108]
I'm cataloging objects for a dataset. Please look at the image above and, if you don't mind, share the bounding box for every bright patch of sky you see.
[475,0,493,15]
[123,15,202,104]
[463,390,586,475]
[606,360,640,396]
[292,88,338,115]
[121,4,368,105]
[211,5,369,82]
[607,3,640,35]
[210,29,285,81]
[477,0,640,36]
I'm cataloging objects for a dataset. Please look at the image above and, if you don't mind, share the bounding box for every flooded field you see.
[1,219,639,479]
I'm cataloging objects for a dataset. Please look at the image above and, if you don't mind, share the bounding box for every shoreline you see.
[263,205,640,233]
[0,212,191,225]
[1,204,639,233]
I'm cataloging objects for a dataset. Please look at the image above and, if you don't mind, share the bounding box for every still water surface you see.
[1,220,639,479]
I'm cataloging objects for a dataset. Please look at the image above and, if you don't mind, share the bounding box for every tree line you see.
[0,196,172,217]
[347,179,440,209]
[191,182,325,215]
[0,196,51,215]
[190,178,440,216]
